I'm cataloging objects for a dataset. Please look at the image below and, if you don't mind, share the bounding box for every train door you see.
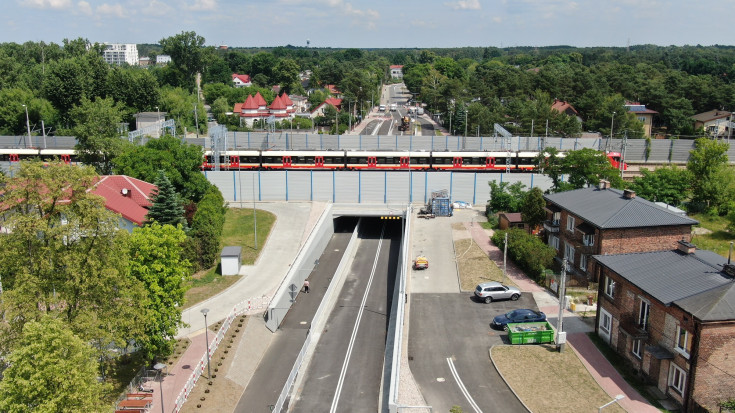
[400,156,410,169]
[230,156,240,169]
[9,154,19,163]
[315,156,325,168]
[282,156,292,168]
[486,156,495,169]
[367,156,377,168]
[60,154,71,164]
[452,156,463,168]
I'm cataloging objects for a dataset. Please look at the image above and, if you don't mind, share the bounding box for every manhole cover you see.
[436,378,445,382]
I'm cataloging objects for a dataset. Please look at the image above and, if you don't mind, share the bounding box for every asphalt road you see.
[408,292,534,413]
[291,218,401,412]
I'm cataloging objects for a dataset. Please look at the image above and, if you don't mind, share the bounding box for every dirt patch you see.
[455,238,517,291]
[180,315,249,413]
[492,345,625,413]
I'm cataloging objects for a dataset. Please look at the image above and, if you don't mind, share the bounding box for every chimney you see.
[598,180,610,190]
[723,264,735,278]
[121,188,130,196]
[623,189,636,199]
[677,239,696,254]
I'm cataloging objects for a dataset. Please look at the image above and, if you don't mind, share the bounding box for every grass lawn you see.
[183,208,276,309]
[492,344,625,413]
[689,213,735,258]
[454,237,516,291]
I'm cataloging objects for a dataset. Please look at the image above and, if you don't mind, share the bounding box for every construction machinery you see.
[398,116,410,132]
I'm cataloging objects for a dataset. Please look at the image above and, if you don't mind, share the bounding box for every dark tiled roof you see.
[594,249,735,321]
[500,212,523,222]
[544,187,698,229]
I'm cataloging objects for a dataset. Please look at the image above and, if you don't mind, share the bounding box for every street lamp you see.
[201,308,211,379]
[155,106,161,138]
[610,111,616,139]
[22,104,31,147]
[598,394,625,412]
[153,362,166,413]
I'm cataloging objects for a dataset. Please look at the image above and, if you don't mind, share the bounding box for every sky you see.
[5,0,735,49]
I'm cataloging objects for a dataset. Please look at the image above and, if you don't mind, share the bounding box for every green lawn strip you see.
[182,208,276,309]
[689,213,735,258]
[586,333,672,412]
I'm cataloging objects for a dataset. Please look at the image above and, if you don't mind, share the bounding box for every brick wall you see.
[690,322,735,412]
[599,225,692,255]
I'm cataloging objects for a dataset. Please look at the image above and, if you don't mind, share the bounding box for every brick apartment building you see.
[543,181,698,284]
[592,241,735,411]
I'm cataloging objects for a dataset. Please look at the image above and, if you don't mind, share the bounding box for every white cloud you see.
[188,0,217,11]
[77,0,92,15]
[445,0,481,10]
[141,0,172,16]
[96,2,127,18]
[24,0,72,9]
[276,0,379,19]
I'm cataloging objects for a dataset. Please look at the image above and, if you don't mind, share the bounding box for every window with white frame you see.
[564,243,575,266]
[552,212,561,225]
[675,326,691,358]
[605,276,616,299]
[600,308,612,334]
[638,300,650,331]
[549,235,559,250]
[579,254,587,272]
[669,363,686,395]
[566,216,575,232]
[632,339,642,359]
[583,233,595,246]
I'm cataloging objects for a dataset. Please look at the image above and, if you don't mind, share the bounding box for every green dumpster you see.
[506,321,555,344]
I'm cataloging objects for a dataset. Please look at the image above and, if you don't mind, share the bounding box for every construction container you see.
[431,197,452,216]
[506,321,555,344]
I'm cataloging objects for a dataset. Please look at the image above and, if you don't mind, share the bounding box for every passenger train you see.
[0,147,627,172]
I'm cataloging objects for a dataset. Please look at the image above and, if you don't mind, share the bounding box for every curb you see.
[488,345,533,413]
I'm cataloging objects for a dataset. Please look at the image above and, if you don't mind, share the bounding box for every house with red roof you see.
[232,73,252,88]
[625,102,658,137]
[269,95,289,118]
[551,99,583,124]
[324,84,341,96]
[309,98,342,118]
[233,92,304,126]
[280,93,295,113]
[390,65,404,79]
[90,175,157,232]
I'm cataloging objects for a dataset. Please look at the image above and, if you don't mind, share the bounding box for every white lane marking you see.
[446,357,483,413]
[329,224,386,413]
[372,120,385,136]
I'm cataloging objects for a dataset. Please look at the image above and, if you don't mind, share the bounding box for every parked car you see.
[491,309,546,329]
[474,282,520,303]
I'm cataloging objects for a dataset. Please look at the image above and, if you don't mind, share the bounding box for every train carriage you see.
[344,151,431,170]
[261,150,346,170]
[430,151,513,171]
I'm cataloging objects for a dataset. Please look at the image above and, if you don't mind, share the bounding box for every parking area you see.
[408,292,537,413]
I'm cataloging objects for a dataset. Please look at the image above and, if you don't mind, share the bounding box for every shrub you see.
[492,228,555,281]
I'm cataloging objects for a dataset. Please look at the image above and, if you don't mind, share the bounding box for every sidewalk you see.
[464,221,659,413]
[145,201,327,413]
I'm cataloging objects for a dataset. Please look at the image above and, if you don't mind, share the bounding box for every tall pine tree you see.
[145,170,186,227]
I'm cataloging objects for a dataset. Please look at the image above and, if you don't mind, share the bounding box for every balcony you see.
[543,220,560,233]
[619,314,649,339]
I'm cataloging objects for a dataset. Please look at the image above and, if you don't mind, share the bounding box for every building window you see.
[600,308,612,334]
[675,326,691,358]
[638,300,650,331]
[567,216,575,232]
[580,254,587,272]
[564,243,575,266]
[552,212,561,225]
[583,234,594,246]
[632,339,642,359]
[549,235,559,250]
[604,276,615,299]
[669,364,686,395]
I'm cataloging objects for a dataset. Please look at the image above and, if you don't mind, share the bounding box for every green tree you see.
[145,170,186,227]
[159,31,206,89]
[129,223,191,360]
[0,317,109,413]
[628,166,692,206]
[71,96,130,174]
[687,138,730,211]
[488,181,527,213]
[0,161,145,360]
[113,135,210,202]
[187,186,227,270]
[562,148,624,189]
[521,187,547,231]
[533,147,568,192]
[273,58,300,93]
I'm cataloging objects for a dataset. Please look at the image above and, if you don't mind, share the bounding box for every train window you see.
[433,157,448,164]
[382,157,394,164]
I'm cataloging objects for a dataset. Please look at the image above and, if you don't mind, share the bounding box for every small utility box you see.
[220,246,242,276]
[506,321,555,344]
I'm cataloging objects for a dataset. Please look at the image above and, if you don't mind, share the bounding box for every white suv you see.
[474,282,521,303]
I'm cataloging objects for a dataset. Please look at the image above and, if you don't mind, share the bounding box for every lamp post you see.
[155,106,161,138]
[22,104,31,148]
[610,111,616,139]
[201,308,211,379]
[598,394,625,412]
[153,362,166,413]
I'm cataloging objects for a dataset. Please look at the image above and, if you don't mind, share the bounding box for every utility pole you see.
[556,256,568,352]
[194,104,199,139]
[502,232,508,284]
[531,119,534,137]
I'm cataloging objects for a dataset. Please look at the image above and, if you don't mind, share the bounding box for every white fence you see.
[171,295,270,412]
